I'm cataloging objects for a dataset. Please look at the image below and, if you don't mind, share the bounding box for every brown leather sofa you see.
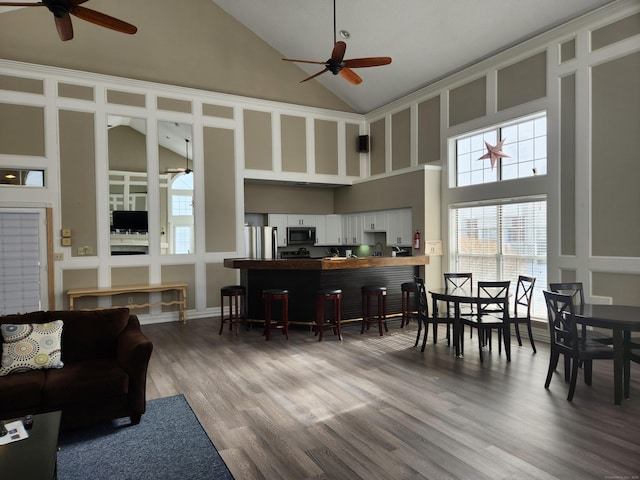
[0,308,153,429]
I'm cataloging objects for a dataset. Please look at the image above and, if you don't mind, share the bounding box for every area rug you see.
[57,395,234,480]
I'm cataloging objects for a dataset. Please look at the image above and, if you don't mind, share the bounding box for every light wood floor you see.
[143,317,640,480]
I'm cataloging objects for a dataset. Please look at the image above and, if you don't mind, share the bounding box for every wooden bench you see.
[68,283,187,324]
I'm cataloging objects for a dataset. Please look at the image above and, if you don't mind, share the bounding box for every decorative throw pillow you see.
[0,321,64,376]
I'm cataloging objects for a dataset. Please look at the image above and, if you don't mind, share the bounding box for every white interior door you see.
[0,209,49,315]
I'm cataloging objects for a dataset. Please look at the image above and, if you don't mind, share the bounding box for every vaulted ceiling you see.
[0,0,618,113]
[210,0,616,112]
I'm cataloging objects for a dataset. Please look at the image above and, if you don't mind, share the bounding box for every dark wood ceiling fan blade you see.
[0,1,89,9]
[54,13,73,41]
[71,5,137,34]
[301,68,329,83]
[339,67,362,85]
[344,57,392,68]
[282,58,327,65]
[0,2,45,5]
[331,41,347,62]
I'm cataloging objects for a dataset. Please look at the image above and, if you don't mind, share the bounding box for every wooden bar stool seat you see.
[219,285,247,335]
[315,288,343,341]
[400,281,418,328]
[262,289,289,340]
[361,285,388,336]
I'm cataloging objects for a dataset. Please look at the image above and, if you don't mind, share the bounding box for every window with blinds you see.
[0,211,42,315]
[451,200,547,317]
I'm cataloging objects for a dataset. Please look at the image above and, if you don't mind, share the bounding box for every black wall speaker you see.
[358,135,369,153]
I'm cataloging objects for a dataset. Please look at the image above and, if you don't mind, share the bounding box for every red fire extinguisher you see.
[413,230,421,250]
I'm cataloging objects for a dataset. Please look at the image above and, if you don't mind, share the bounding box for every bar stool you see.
[400,281,418,328]
[361,285,388,336]
[315,288,343,341]
[262,289,289,341]
[219,285,247,335]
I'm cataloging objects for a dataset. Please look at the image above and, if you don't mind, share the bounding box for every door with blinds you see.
[0,210,48,315]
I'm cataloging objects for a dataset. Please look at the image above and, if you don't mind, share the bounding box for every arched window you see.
[168,173,194,254]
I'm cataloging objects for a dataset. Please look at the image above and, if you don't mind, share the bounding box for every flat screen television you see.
[112,210,148,233]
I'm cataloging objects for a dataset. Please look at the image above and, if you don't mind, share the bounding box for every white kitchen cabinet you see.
[386,208,412,246]
[342,213,366,245]
[362,211,387,232]
[267,214,288,247]
[287,215,316,226]
[317,214,343,245]
[314,215,326,245]
[270,209,411,247]
[341,215,352,244]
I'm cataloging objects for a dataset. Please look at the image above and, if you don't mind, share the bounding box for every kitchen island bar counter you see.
[224,256,429,270]
[225,256,429,324]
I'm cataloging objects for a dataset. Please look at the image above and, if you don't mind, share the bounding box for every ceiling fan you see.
[164,139,193,175]
[282,0,391,85]
[0,0,137,41]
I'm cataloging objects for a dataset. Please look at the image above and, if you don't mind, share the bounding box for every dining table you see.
[575,303,640,405]
[427,286,511,361]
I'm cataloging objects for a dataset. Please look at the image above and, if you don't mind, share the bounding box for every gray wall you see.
[244,184,334,214]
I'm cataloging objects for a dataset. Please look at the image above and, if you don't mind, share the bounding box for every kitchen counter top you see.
[223,256,429,271]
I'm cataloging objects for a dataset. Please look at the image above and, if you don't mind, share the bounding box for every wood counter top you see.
[224,256,429,271]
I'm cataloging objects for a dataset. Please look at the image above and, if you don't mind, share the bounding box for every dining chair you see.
[413,277,430,349]
[631,345,640,364]
[625,341,640,398]
[444,272,473,295]
[443,272,474,342]
[511,275,537,353]
[413,277,454,351]
[549,282,613,345]
[543,290,614,401]
[462,281,510,363]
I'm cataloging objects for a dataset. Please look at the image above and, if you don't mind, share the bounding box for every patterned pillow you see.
[0,321,64,376]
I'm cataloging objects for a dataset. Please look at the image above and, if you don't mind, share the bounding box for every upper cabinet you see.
[267,214,288,247]
[287,215,316,226]
[269,209,413,247]
[342,213,366,245]
[267,214,320,246]
[363,211,387,232]
[316,214,342,246]
[386,209,413,247]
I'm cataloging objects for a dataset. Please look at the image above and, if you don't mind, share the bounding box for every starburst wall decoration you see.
[478,139,509,169]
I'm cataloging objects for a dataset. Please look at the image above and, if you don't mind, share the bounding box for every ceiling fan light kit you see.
[282,0,391,85]
[0,0,137,41]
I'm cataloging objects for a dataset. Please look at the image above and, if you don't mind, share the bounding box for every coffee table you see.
[0,411,61,480]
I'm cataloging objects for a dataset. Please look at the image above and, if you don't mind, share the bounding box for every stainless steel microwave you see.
[287,226,316,245]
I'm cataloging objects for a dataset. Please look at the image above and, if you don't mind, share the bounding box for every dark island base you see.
[242,265,420,324]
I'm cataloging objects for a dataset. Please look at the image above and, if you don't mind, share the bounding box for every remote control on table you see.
[23,415,33,429]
